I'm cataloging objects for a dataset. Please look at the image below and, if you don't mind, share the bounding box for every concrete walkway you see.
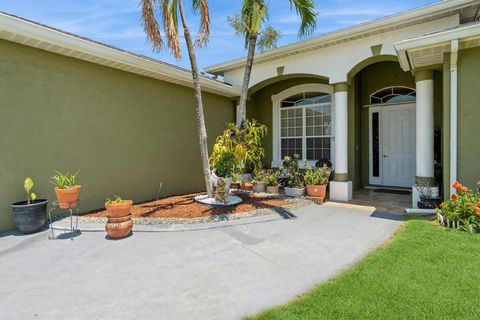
[0,203,403,320]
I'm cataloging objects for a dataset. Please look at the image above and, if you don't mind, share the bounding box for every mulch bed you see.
[82,193,292,219]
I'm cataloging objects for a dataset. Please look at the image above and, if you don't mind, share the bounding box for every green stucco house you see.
[1,0,480,231]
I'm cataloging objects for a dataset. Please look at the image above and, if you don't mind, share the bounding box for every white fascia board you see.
[204,0,477,74]
[395,22,480,70]
[0,13,240,98]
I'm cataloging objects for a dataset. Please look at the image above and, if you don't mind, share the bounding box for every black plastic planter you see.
[10,199,48,234]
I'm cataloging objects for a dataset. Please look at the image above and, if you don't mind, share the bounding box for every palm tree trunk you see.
[178,0,213,198]
[236,32,258,129]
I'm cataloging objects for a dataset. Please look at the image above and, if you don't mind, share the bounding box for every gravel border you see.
[51,195,313,226]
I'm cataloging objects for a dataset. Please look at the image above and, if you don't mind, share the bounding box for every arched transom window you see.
[370,86,416,104]
[280,92,332,162]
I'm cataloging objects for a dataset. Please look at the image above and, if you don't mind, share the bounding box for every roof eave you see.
[395,22,480,71]
[205,0,477,74]
[0,12,240,98]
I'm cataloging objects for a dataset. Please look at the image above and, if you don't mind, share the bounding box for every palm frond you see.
[289,0,318,37]
[192,0,211,47]
[161,0,181,58]
[141,0,163,51]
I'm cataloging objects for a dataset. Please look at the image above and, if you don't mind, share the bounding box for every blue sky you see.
[1,0,438,70]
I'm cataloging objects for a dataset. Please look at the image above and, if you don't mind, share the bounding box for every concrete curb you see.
[50,209,300,233]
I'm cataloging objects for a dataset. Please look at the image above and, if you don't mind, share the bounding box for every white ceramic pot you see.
[253,182,266,193]
[284,187,306,197]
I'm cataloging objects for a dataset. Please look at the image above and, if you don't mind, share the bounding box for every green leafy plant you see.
[251,169,266,185]
[265,168,280,187]
[106,195,124,205]
[304,164,332,186]
[210,119,267,175]
[436,181,480,232]
[283,154,304,188]
[214,152,236,178]
[50,170,80,189]
[24,177,37,204]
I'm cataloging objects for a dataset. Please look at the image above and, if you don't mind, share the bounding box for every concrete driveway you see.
[0,202,403,320]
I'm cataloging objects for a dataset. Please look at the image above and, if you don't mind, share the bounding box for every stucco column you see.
[413,70,437,207]
[330,82,352,201]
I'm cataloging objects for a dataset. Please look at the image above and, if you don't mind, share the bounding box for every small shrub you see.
[436,181,480,231]
[214,152,236,178]
[304,164,332,186]
[265,169,280,187]
[283,154,304,188]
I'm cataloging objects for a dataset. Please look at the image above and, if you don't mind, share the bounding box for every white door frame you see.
[368,103,416,187]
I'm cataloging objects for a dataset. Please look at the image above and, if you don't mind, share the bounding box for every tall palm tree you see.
[230,0,318,128]
[141,0,214,197]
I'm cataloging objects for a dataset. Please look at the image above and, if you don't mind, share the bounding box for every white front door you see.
[369,103,416,188]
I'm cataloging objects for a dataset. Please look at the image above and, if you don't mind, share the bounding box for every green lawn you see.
[251,218,480,320]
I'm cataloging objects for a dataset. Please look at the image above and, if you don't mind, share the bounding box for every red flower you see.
[451,194,458,200]
[476,210,480,217]
[477,181,480,187]
[439,202,444,209]
[461,186,468,192]
[477,201,480,208]
[452,181,462,190]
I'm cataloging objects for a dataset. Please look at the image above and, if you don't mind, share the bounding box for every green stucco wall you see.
[457,47,480,189]
[0,39,235,231]
[247,77,328,166]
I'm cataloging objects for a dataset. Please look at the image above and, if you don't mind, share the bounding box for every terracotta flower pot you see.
[241,183,253,191]
[54,186,81,209]
[306,184,327,199]
[105,200,133,218]
[266,186,279,194]
[105,216,133,239]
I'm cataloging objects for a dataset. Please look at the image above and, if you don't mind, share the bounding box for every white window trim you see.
[271,83,335,168]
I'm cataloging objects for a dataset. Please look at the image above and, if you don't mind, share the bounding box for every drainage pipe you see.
[450,39,459,196]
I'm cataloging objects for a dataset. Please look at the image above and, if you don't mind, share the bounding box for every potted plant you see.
[415,178,441,209]
[212,151,235,197]
[252,170,266,193]
[304,164,332,199]
[210,119,267,189]
[10,177,49,234]
[105,195,133,239]
[283,155,306,197]
[265,169,280,194]
[50,170,81,209]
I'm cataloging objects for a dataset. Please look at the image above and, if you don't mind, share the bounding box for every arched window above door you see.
[370,86,416,104]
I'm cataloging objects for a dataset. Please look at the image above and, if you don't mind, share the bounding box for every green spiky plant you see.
[106,195,124,205]
[24,177,37,204]
[50,170,80,189]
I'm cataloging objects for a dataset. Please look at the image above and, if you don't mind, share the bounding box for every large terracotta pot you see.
[105,200,133,239]
[266,186,279,194]
[105,200,133,218]
[54,186,81,209]
[306,184,327,199]
[105,216,133,239]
